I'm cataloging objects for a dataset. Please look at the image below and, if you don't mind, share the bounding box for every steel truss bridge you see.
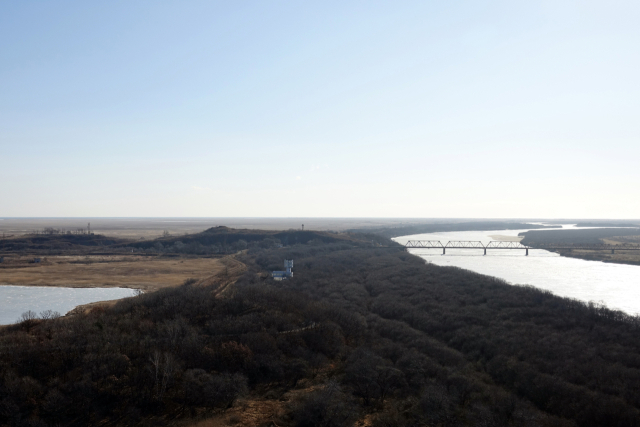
[404,240,640,256]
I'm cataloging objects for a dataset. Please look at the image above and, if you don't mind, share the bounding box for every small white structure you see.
[272,259,294,280]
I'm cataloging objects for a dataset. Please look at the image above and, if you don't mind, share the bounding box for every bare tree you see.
[149,351,177,401]
[150,351,161,399]
[18,310,39,331]
[160,353,176,400]
[20,310,38,322]
[39,310,61,320]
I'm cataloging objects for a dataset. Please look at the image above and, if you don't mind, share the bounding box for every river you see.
[0,286,137,325]
[393,225,640,316]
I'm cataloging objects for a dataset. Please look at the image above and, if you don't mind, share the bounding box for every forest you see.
[0,234,124,253]
[1,232,640,426]
[0,227,385,256]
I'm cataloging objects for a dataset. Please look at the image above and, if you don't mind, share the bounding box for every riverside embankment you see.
[394,225,640,315]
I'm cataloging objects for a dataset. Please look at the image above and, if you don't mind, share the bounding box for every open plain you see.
[0,217,557,239]
[0,255,225,291]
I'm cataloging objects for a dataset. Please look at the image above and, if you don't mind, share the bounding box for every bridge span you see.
[404,240,640,255]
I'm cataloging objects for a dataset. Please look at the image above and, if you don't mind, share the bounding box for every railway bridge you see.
[403,240,640,256]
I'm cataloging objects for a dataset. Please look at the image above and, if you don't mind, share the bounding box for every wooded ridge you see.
[1,232,639,426]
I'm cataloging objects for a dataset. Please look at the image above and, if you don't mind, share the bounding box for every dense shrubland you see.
[2,237,640,426]
[128,227,377,252]
[0,226,380,256]
[256,245,640,426]
[0,234,124,253]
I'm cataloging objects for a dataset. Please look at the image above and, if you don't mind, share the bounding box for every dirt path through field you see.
[66,254,246,317]
[197,255,247,297]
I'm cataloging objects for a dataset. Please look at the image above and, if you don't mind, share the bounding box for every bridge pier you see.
[483,248,486,256]
[526,248,529,256]
[612,249,615,254]
[442,248,446,255]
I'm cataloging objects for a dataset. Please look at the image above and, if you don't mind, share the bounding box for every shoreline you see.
[0,254,242,325]
[395,229,640,316]
[551,250,640,266]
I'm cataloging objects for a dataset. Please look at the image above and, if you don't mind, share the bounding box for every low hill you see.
[126,226,389,252]
[0,234,127,253]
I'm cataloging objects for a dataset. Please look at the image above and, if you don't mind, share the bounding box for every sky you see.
[1,1,639,218]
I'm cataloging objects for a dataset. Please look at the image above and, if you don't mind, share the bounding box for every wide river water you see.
[394,226,640,316]
[0,286,137,325]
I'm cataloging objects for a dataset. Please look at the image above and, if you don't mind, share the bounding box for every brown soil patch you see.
[184,384,319,427]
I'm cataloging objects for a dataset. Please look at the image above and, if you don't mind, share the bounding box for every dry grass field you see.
[0,255,225,291]
[0,217,480,239]
[558,236,640,265]
[561,250,640,265]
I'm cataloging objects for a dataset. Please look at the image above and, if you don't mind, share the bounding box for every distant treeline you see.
[575,221,640,227]
[521,228,640,246]
[350,221,557,239]
[0,226,389,256]
[128,226,356,249]
[0,234,124,253]
[126,227,389,255]
[2,234,640,426]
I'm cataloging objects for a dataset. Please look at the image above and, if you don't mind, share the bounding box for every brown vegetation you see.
[0,218,471,240]
[556,246,640,265]
[2,228,640,426]
[521,228,640,265]
[0,255,225,291]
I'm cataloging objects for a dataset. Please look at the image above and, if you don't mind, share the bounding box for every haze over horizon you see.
[2,1,639,218]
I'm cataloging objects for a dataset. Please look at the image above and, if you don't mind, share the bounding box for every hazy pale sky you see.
[1,1,639,218]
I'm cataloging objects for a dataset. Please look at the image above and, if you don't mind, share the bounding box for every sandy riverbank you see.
[488,234,524,242]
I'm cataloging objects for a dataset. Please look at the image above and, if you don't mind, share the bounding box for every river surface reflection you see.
[0,286,137,325]
[393,227,640,315]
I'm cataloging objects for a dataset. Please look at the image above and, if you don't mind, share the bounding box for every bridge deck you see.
[404,240,640,251]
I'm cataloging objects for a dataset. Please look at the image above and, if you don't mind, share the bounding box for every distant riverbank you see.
[350,221,558,238]
[520,227,640,266]
[395,226,640,315]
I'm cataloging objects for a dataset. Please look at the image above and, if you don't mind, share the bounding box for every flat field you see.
[0,255,224,291]
[555,236,640,265]
[0,217,548,239]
